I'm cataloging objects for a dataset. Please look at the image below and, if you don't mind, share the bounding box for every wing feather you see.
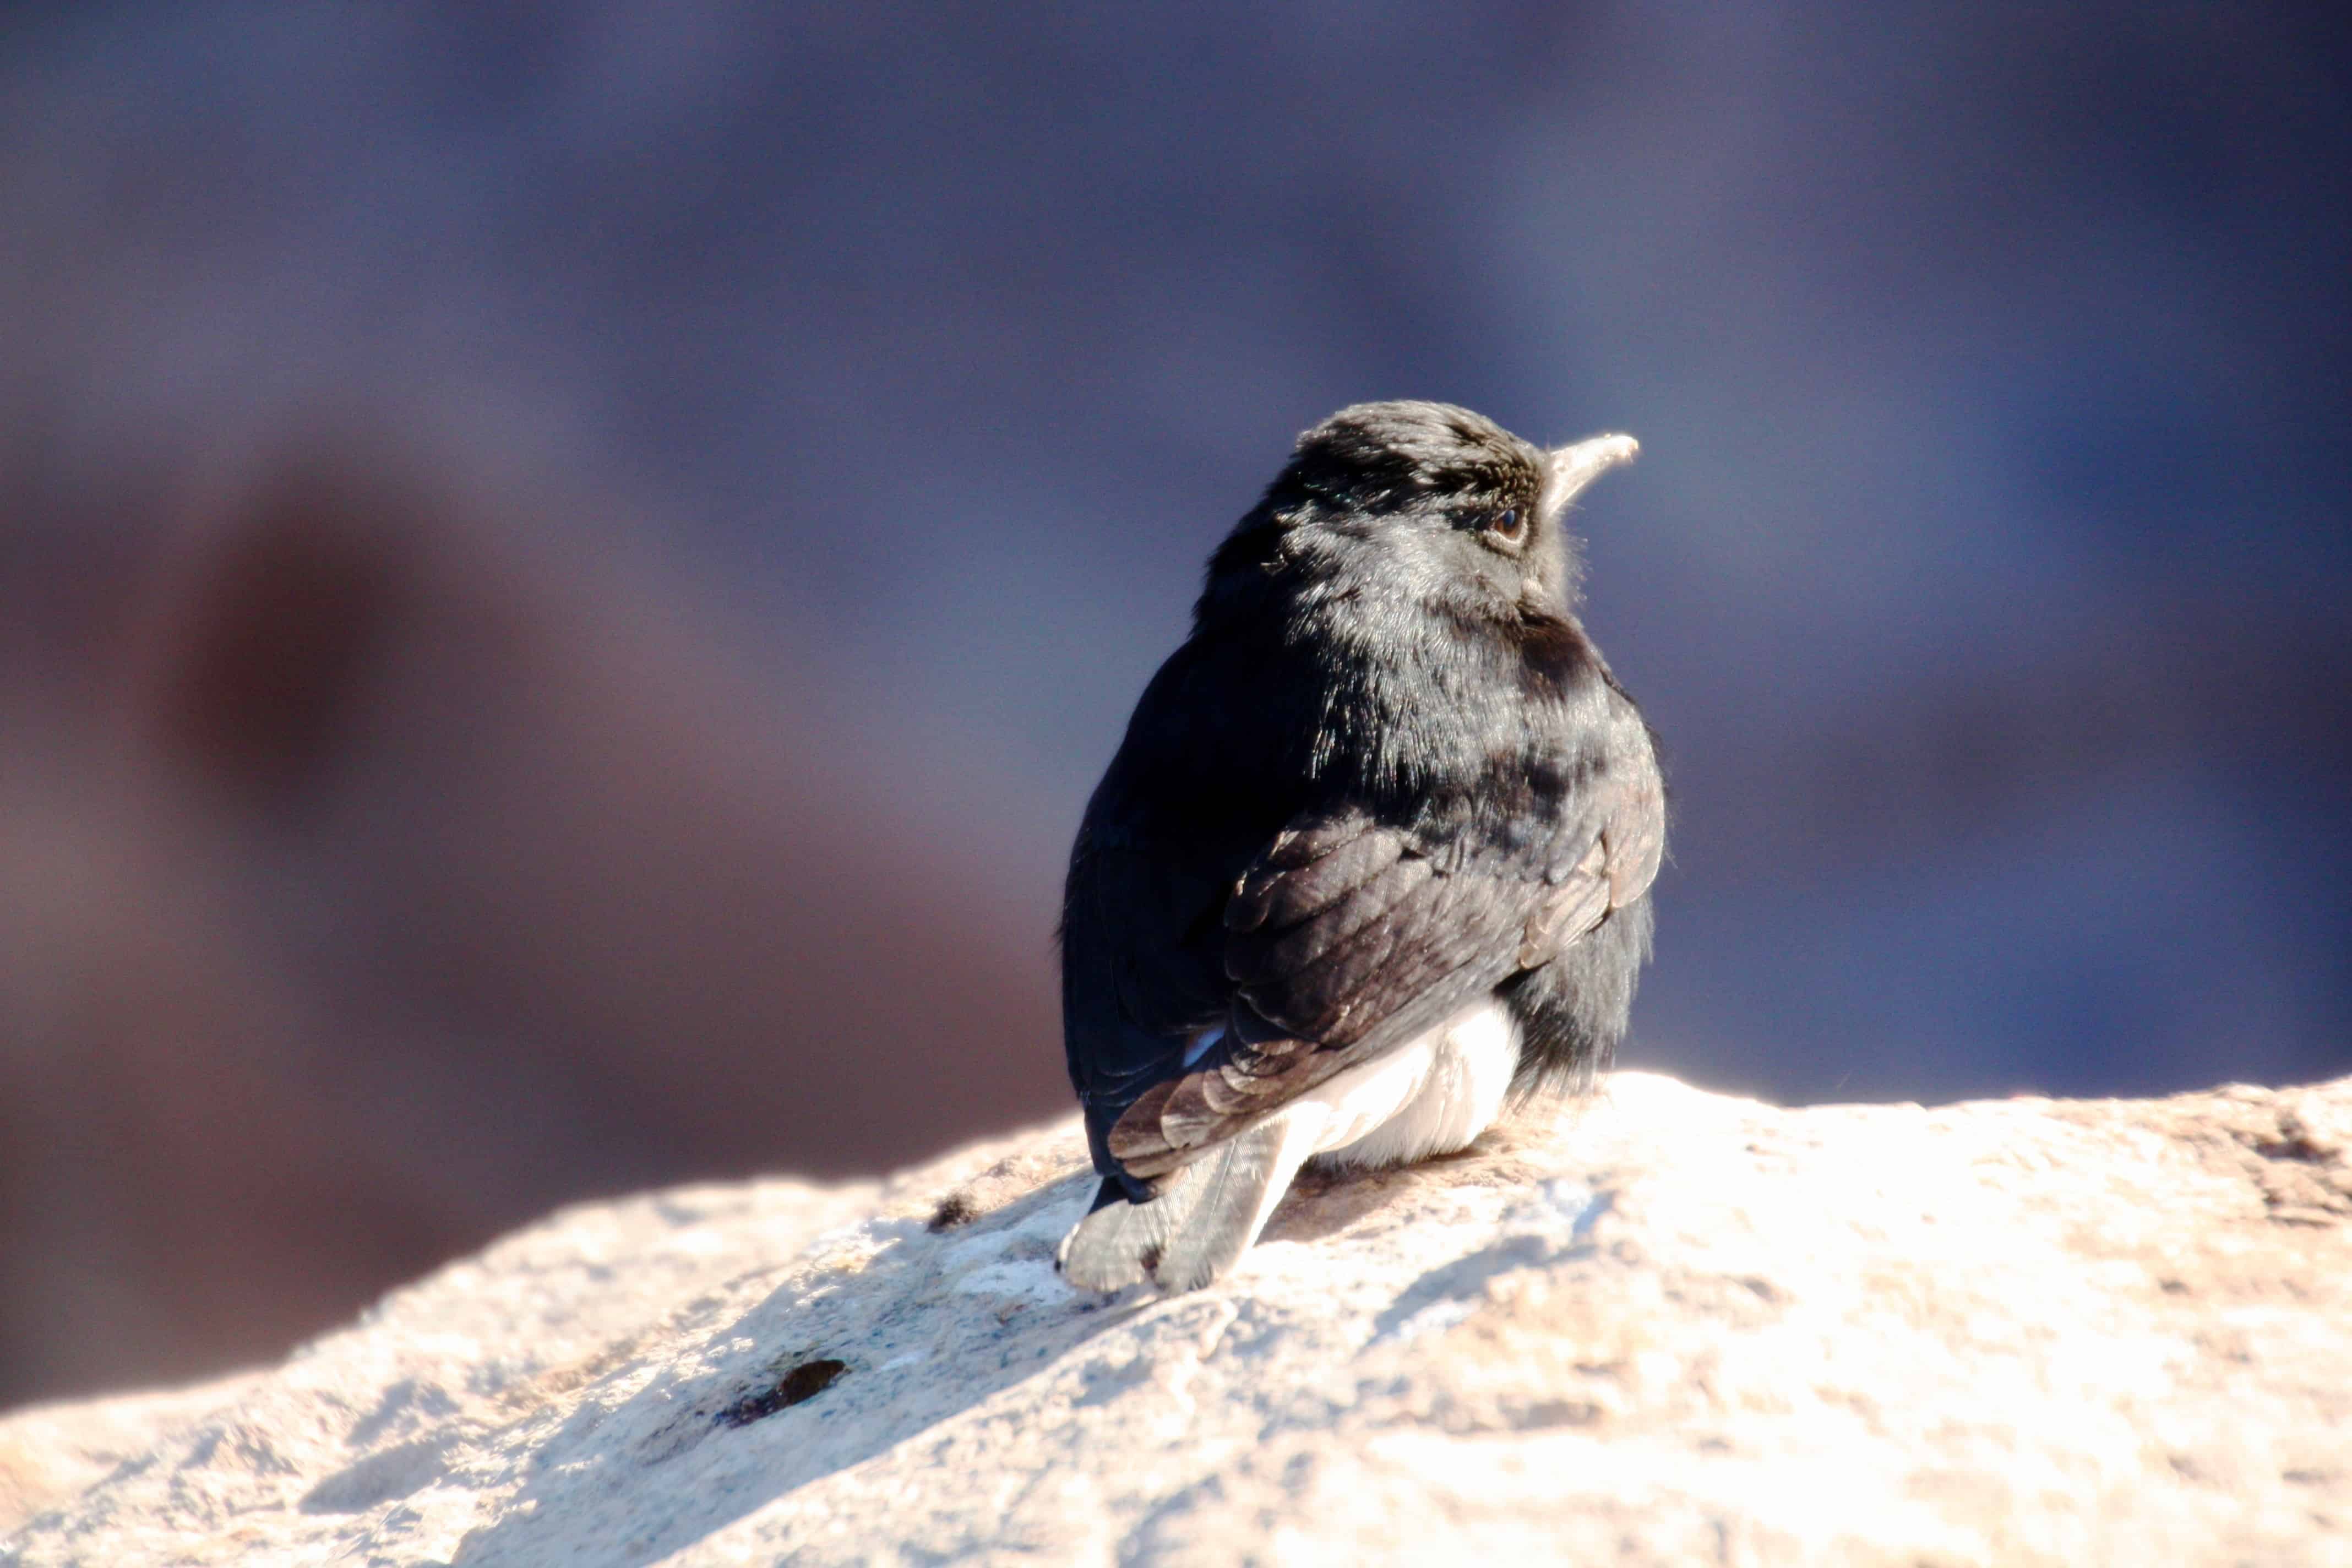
[1091,706,1667,1184]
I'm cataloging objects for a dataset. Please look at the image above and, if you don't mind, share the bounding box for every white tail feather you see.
[1058,1113,1310,1293]
[1055,1178,1180,1291]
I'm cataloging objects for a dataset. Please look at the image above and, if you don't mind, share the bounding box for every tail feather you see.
[1056,1175,1180,1292]
[1058,1112,1311,1293]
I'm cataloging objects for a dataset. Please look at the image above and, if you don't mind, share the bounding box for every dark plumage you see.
[1057,400,1663,1292]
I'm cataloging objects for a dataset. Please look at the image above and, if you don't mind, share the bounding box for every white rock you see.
[4,1072,2349,1566]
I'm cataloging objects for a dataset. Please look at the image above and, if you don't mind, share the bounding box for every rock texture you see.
[4,1071,2349,1567]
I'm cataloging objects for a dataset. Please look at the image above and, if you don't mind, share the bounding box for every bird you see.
[1056,400,1663,1293]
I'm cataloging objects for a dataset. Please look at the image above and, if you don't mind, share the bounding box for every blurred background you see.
[1,3,2345,1409]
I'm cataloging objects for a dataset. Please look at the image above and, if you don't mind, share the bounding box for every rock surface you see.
[4,1071,2349,1566]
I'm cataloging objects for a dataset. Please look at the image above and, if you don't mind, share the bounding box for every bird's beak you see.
[1544,433,1639,518]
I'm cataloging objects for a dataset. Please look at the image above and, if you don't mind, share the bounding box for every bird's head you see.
[1205,400,1637,630]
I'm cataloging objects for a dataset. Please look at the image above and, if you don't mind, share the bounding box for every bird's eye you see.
[1487,507,1525,544]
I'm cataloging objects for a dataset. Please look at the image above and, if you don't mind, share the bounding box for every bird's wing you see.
[1517,745,1664,968]
[1107,759,1662,1179]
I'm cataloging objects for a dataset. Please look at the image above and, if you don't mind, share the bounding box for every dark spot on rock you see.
[2158,1277,2191,1295]
[927,1191,981,1232]
[715,1358,847,1427]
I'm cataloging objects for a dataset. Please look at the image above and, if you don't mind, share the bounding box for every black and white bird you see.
[1057,400,1664,1293]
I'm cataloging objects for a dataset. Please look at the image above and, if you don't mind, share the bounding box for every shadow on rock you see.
[444,1173,1151,1567]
